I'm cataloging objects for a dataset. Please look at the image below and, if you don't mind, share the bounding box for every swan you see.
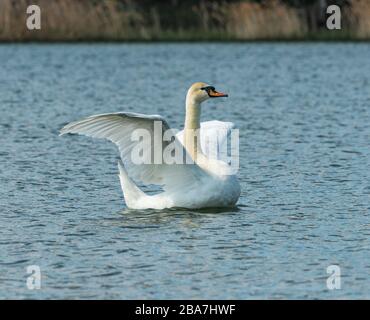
[60,82,240,209]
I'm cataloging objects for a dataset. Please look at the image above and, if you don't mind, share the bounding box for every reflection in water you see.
[116,206,239,228]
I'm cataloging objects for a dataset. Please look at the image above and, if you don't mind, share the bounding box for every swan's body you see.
[60,82,240,209]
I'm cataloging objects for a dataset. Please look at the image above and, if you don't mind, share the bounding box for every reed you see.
[348,0,370,39]
[225,0,307,40]
[0,0,146,41]
[0,0,370,41]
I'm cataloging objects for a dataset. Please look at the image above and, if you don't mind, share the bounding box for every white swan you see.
[60,82,240,209]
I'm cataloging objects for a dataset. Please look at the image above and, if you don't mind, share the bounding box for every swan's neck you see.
[185,99,201,130]
[184,97,204,162]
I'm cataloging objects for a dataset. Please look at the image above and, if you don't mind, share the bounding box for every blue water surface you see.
[0,43,369,299]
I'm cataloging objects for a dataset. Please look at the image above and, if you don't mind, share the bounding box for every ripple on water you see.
[0,43,369,299]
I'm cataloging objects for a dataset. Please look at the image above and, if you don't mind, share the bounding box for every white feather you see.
[60,83,240,209]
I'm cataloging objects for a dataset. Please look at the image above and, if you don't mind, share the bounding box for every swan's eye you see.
[200,86,215,93]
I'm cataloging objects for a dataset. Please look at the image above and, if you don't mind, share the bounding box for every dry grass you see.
[0,0,146,41]
[348,0,370,39]
[0,0,370,41]
[225,0,307,40]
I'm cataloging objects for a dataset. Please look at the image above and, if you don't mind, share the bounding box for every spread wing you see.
[60,112,208,191]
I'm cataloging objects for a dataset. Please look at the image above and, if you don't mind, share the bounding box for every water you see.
[0,43,369,299]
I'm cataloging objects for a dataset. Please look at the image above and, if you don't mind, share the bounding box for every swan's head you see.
[186,82,228,104]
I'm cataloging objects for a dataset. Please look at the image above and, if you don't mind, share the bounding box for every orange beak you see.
[209,89,228,98]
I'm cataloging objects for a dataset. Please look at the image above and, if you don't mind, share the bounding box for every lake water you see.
[0,43,369,299]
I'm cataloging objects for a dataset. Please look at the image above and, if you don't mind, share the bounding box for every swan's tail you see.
[117,160,146,208]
